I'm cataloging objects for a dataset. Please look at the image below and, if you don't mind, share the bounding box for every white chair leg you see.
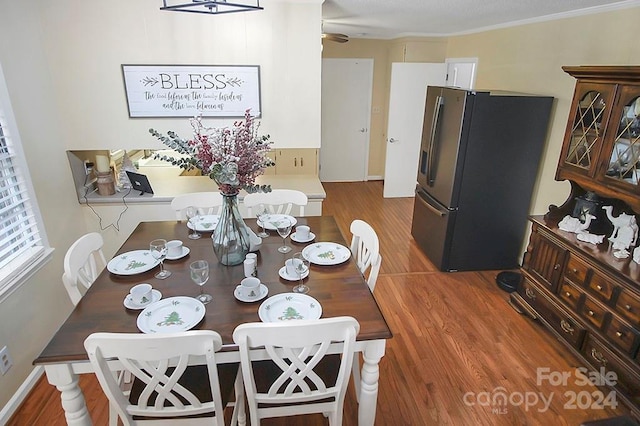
[231,369,246,426]
[352,356,361,403]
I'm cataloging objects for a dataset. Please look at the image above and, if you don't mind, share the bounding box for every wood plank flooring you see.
[8,181,631,425]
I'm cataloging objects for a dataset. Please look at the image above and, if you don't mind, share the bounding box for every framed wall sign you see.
[121,64,261,118]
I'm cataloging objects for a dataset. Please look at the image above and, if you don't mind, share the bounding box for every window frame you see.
[0,62,53,301]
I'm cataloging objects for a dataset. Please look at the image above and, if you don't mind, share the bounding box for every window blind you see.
[0,112,43,271]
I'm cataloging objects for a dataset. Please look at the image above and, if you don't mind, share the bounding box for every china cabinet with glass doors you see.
[556,66,640,213]
[512,66,640,419]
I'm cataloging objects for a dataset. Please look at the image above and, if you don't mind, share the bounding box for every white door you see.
[445,58,477,89]
[320,58,373,182]
[383,63,446,198]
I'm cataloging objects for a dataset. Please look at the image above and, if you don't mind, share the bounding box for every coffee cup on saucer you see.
[295,225,310,240]
[285,257,303,277]
[129,283,153,305]
[240,277,260,298]
[167,240,183,258]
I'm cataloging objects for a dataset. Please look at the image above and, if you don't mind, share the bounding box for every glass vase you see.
[212,193,250,266]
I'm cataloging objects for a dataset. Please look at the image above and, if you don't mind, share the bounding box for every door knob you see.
[359,128,367,133]
[389,138,398,143]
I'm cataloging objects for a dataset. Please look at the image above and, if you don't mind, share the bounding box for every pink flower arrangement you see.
[149,109,274,195]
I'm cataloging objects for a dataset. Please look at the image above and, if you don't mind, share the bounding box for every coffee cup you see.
[296,225,310,240]
[167,240,183,258]
[285,258,303,277]
[240,277,260,298]
[129,283,153,305]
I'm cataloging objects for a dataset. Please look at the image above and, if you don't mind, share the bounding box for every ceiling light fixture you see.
[160,0,263,15]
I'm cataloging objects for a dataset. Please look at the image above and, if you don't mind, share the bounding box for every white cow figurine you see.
[558,213,596,233]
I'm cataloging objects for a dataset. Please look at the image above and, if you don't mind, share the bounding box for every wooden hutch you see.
[511,66,640,417]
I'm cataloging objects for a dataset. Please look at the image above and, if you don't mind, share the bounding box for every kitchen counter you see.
[80,166,326,205]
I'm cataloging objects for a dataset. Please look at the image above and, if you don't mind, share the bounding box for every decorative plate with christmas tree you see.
[258,293,322,322]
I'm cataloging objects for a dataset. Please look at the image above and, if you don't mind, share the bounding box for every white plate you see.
[187,215,220,232]
[290,232,315,243]
[234,283,269,303]
[123,289,162,310]
[137,297,206,334]
[166,246,190,260]
[301,242,351,266]
[257,214,297,231]
[278,266,309,282]
[258,293,322,322]
[107,250,160,275]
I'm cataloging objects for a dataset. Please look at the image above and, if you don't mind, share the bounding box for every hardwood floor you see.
[9,181,631,425]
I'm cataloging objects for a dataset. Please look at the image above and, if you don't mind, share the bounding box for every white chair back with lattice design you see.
[171,192,224,220]
[233,316,359,425]
[84,330,242,426]
[243,189,308,217]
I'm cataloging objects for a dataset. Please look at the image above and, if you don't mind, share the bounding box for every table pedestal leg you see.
[45,364,92,426]
[358,339,386,426]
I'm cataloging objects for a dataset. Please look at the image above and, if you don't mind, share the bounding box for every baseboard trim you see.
[367,175,383,181]
[0,366,44,424]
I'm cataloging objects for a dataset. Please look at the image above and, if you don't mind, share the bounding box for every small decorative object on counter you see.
[576,232,605,245]
[117,150,138,189]
[602,205,639,252]
[558,213,595,233]
[96,171,116,196]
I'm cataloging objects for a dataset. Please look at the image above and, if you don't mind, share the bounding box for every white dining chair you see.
[171,192,224,221]
[349,219,382,292]
[349,219,382,402]
[243,189,308,217]
[62,232,107,306]
[84,330,244,426]
[232,316,359,426]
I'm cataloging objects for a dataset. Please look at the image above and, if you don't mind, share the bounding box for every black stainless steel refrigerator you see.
[411,86,553,271]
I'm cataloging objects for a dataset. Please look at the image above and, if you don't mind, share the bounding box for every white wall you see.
[0,0,321,410]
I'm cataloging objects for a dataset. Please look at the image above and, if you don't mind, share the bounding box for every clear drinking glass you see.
[190,260,212,304]
[255,207,270,238]
[276,218,292,253]
[185,206,201,240]
[292,252,310,294]
[150,239,171,279]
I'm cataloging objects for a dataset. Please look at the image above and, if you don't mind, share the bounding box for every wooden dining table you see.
[34,215,392,426]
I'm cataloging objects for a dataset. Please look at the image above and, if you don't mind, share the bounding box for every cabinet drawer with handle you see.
[604,315,640,357]
[588,272,617,303]
[519,278,586,349]
[580,296,609,330]
[616,289,640,326]
[563,254,591,287]
[559,280,585,312]
[583,335,640,408]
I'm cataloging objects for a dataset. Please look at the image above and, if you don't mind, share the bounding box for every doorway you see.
[320,58,373,182]
[383,62,446,198]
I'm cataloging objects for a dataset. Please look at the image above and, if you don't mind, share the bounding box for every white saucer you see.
[234,283,269,302]
[124,289,162,310]
[166,246,190,260]
[291,232,315,243]
[278,266,310,281]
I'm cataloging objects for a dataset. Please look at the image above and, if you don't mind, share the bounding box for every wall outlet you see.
[0,346,13,375]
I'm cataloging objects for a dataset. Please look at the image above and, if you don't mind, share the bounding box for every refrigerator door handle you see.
[415,189,446,217]
[426,95,444,186]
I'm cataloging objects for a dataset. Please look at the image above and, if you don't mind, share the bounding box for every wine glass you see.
[185,206,201,240]
[276,218,292,253]
[292,252,310,294]
[190,260,212,304]
[255,207,270,238]
[150,239,171,279]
